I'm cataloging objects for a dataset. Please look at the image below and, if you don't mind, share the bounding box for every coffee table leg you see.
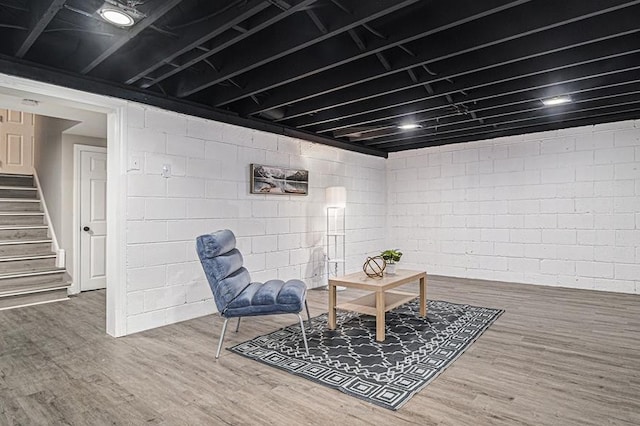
[420,276,427,317]
[376,291,385,342]
[328,282,337,330]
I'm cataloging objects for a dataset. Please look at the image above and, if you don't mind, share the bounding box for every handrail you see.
[32,170,64,268]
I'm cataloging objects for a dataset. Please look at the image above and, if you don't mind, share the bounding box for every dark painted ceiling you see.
[1,0,639,157]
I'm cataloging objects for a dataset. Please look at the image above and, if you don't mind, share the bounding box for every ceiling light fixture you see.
[98,1,145,27]
[398,123,422,130]
[100,8,134,26]
[542,96,572,106]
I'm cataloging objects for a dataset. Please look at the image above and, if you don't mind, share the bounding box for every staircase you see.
[0,173,69,310]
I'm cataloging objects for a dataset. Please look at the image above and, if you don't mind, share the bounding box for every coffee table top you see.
[328,269,426,292]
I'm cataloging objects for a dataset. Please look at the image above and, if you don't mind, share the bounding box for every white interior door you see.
[80,148,107,291]
[0,109,34,175]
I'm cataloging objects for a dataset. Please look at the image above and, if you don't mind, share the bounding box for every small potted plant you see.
[380,249,403,275]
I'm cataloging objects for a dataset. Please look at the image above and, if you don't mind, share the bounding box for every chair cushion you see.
[209,267,252,313]
[209,249,243,282]
[196,229,236,258]
[225,279,306,317]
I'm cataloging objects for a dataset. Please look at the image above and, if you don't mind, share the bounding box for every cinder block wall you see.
[124,101,639,334]
[125,104,386,333]
[387,120,640,294]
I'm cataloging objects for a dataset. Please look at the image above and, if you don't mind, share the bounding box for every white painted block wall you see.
[125,104,386,334]
[387,120,640,295]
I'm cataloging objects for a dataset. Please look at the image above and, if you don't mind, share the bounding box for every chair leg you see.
[235,317,241,332]
[216,318,230,359]
[297,313,310,356]
[305,300,312,329]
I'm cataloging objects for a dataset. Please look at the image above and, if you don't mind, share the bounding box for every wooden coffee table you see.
[328,269,427,342]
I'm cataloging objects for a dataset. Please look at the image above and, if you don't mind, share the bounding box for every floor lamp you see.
[326,186,346,291]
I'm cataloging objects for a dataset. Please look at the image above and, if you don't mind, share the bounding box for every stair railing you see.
[32,170,64,268]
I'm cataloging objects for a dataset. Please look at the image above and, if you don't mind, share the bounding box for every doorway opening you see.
[0,72,127,336]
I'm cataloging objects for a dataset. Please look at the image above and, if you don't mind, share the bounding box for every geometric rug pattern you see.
[230,300,503,410]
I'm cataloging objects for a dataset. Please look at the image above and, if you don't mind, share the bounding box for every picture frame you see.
[250,164,309,195]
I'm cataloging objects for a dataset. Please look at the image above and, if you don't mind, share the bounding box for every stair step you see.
[0,238,52,245]
[0,174,34,188]
[0,254,57,273]
[0,240,52,257]
[0,286,69,311]
[0,253,55,261]
[0,198,40,202]
[0,226,49,241]
[0,268,65,279]
[0,185,37,191]
[0,186,38,199]
[0,212,44,215]
[0,212,45,226]
[0,225,48,229]
[0,199,41,211]
[0,268,66,293]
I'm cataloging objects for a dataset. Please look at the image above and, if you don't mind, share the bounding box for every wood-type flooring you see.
[1,276,639,425]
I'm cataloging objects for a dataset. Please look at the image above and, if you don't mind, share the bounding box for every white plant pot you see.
[386,262,397,275]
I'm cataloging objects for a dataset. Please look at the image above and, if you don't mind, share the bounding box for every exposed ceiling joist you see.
[266,13,640,123]
[313,50,640,134]
[120,0,272,86]
[176,0,420,99]
[15,0,66,58]
[141,0,317,91]
[203,0,530,106]
[364,81,640,144]
[305,8,327,34]
[376,52,391,71]
[380,102,640,150]
[0,1,29,12]
[290,20,640,131]
[386,107,640,151]
[243,0,639,119]
[347,29,366,51]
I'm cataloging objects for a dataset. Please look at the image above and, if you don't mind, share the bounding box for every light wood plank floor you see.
[1,276,639,425]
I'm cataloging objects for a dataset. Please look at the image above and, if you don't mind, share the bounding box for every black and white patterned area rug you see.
[229,300,503,410]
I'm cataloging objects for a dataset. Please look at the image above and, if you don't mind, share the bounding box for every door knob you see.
[83,226,90,232]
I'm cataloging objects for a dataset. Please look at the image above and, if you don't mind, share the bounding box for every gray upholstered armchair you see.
[196,229,310,358]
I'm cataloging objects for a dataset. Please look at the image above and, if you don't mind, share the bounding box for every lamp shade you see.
[326,186,347,208]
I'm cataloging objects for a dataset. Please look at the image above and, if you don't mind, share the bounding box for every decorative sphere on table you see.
[363,256,386,278]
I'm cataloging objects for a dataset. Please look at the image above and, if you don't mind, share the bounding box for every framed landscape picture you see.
[251,164,309,195]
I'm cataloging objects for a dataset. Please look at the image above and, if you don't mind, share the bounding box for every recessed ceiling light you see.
[398,123,422,130]
[542,96,572,106]
[99,7,135,27]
